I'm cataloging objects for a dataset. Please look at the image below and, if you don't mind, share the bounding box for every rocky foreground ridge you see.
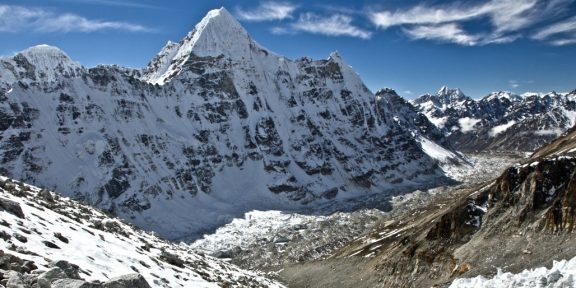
[0,175,283,287]
[281,126,576,287]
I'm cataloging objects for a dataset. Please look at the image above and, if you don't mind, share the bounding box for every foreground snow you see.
[0,176,283,288]
[450,258,576,288]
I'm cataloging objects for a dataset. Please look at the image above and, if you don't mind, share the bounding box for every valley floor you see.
[190,153,522,285]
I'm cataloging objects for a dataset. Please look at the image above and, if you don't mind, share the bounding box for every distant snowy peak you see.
[412,86,471,111]
[437,85,464,98]
[0,44,84,88]
[412,87,576,152]
[143,7,264,84]
[484,91,521,102]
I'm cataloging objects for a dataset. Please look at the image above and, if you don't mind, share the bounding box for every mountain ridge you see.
[0,8,458,240]
[412,86,576,152]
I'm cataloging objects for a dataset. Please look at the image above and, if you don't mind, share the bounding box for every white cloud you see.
[288,13,372,39]
[236,1,297,21]
[403,23,480,46]
[458,117,481,133]
[489,121,516,137]
[550,38,576,45]
[532,16,576,45]
[370,4,486,29]
[509,80,535,89]
[270,26,292,35]
[0,5,150,33]
[57,0,158,9]
[369,0,572,46]
[404,90,413,95]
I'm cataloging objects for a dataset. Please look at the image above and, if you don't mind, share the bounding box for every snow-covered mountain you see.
[0,8,457,240]
[412,86,576,152]
[0,175,283,288]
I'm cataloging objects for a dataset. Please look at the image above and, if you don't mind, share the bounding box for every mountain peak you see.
[22,44,66,56]
[203,7,235,23]
[438,85,449,95]
[179,7,250,58]
[142,7,260,84]
[0,44,83,86]
[437,86,463,97]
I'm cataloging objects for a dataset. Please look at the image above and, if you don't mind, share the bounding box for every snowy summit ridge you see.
[143,7,259,85]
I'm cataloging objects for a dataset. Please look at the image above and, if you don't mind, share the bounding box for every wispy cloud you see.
[532,16,576,45]
[57,0,159,9]
[509,80,535,89]
[369,0,573,46]
[403,23,480,46]
[0,5,150,33]
[275,13,372,39]
[236,1,297,21]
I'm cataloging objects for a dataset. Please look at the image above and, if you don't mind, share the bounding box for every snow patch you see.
[534,129,563,136]
[418,137,459,163]
[450,257,576,288]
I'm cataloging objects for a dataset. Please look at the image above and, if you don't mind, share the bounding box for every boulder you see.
[50,261,80,280]
[50,279,100,288]
[5,271,25,288]
[37,268,67,288]
[0,198,24,219]
[102,274,150,288]
[159,251,184,268]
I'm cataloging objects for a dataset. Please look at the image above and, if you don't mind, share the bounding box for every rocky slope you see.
[0,8,458,240]
[0,175,283,288]
[280,127,576,287]
[412,86,576,152]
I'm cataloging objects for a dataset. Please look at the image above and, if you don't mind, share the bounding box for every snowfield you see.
[0,176,283,288]
[450,258,576,288]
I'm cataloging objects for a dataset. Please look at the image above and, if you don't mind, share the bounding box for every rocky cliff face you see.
[280,125,576,288]
[412,86,576,152]
[0,8,455,240]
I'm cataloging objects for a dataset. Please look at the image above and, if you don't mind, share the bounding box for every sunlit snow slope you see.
[0,176,283,288]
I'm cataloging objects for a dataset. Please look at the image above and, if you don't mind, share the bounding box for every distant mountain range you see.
[412,86,576,152]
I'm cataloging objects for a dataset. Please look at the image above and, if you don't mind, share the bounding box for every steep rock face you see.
[0,8,454,239]
[412,87,576,152]
[376,88,451,148]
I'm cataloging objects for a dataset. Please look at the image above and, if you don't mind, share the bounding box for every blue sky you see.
[1,0,576,98]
